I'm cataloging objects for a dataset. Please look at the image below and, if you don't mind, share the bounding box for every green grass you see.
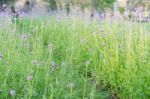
[0,17,150,99]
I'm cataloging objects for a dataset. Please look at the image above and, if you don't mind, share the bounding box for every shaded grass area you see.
[0,17,150,99]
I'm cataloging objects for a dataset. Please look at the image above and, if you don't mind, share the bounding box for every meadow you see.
[0,15,150,99]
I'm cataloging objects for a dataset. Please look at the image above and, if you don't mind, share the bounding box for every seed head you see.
[2,4,6,8]
[41,60,46,65]
[80,38,87,45]
[92,31,99,35]
[0,54,3,60]
[67,82,74,89]
[32,60,38,65]
[10,90,16,97]
[26,43,30,49]
[100,29,104,32]
[48,43,54,49]
[85,60,91,66]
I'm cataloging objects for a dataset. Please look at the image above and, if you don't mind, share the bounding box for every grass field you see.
[0,16,150,99]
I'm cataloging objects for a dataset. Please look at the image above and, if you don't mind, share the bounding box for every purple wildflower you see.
[21,34,28,40]
[51,61,58,68]
[27,75,33,81]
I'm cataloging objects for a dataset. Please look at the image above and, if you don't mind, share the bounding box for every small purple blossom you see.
[21,34,28,40]
[27,75,33,81]
[51,61,58,68]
